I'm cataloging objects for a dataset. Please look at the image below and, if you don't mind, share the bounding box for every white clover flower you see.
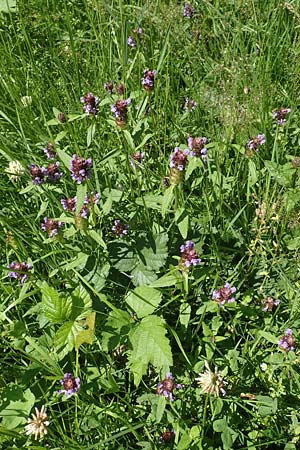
[5,160,24,181]
[195,361,227,397]
[25,405,49,440]
[21,96,32,107]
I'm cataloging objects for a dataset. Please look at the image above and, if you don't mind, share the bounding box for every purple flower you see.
[184,98,198,111]
[141,69,157,92]
[8,262,32,284]
[29,164,48,184]
[46,162,63,182]
[130,151,145,169]
[41,217,64,238]
[127,36,137,48]
[273,108,291,125]
[247,134,265,151]
[61,197,76,213]
[111,98,131,126]
[80,92,99,116]
[188,136,208,159]
[70,154,93,184]
[262,296,280,312]
[57,373,80,397]
[278,329,295,351]
[112,219,129,238]
[156,372,183,402]
[184,3,195,18]
[159,430,176,443]
[212,282,237,307]
[179,241,201,270]
[170,147,189,171]
[104,81,114,94]
[43,142,57,159]
[61,192,100,218]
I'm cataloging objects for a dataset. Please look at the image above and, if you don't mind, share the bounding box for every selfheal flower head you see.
[262,296,280,312]
[247,134,265,151]
[179,241,201,270]
[111,98,131,126]
[184,98,198,111]
[157,372,183,402]
[112,219,129,238]
[141,69,157,92]
[43,142,57,159]
[184,2,195,18]
[29,164,48,184]
[5,160,24,181]
[127,35,137,48]
[70,154,93,183]
[61,196,76,213]
[195,361,227,396]
[57,373,80,396]
[104,81,114,94]
[273,108,291,125]
[8,261,32,284]
[46,162,63,182]
[41,217,64,238]
[130,151,145,169]
[80,92,99,116]
[170,147,189,171]
[25,405,49,440]
[212,282,236,307]
[278,328,295,352]
[159,429,176,443]
[188,136,208,159]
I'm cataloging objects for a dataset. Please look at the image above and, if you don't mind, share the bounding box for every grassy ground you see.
[1,0,300,449]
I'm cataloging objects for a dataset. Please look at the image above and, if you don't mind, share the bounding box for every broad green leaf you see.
[41,282,72,323]
[128,315,173,386]
[131,264,157,286]
[248,159,258,187]
[213,418,227,432]
[54,320,82,358]
[0,387,34,429]
[125,286,162,318]
[102,308,132,351]
[150,271,180,287]
[136,233,168,271]
[161,185,175,217]
[70,284,92,320]
[256,395,278,416]
[264,160,292,186]
[177,431,192,450]
[85,230,107,250]
[136,194,162,210]
[258,330,278,344]
[75,312,96,349]
[0,0,16,12]
[75,183,87,215]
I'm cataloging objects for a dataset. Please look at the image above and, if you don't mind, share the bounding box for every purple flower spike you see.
[156,372,183,402]
[184,98,198,111]
[70,155,93,184]
[46,162,63,182]
[141,69,157,92]
[111,98,131,126]
[57,373,80,397]
[247,134,265,151]
[61,197,76,212]
[179,241,201,270]
[41,217,64,238]
[112,219,129,238]
[80,92,99,116]
[273,108,291,125]
[188,136,208,159]
[184,3,195,18]
[127,36,137,48]
[104,81,114,94]
[159,430,176,443]
[170,147,189,171]
[8,262,32,284]
[262,296,280,312]
[43,142,57,159]
[29,164,48,184]
[130,151,145,169]
[212,282,237,307]
[278,328,295,352]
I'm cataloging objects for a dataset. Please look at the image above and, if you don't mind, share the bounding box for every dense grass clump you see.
[1,1,300,449]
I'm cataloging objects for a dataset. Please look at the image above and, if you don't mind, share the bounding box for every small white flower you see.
[21,96,32,107]
[5,160,24,181]
[25,405,49,440]
[195,361,227,396]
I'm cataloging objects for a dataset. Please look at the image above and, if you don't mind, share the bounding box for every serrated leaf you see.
[131,264,158,286]
[136,233,168,271]
[54,320,82,358]
[125,286,162,318]
[41,282,72,323]
[0,387,34,429]
[102,308,132,351]
[70,284,92,321]
[75,312,96,350]
[128,315,173,386]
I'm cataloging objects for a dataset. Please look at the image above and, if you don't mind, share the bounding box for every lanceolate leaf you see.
[128,315,173,386]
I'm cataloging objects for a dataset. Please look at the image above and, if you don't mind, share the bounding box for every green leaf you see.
[41,282,72,323]
[128,315,173,386]
[179,302,191,328]
[75,183,87,215]
[258,330,278,344]
[57,148,72,170]
[161,185,175,217]
[136,194,163,210]
[265,160,292,186]
[54,320,82,358]
[0,0,16,13]
[131,265,158,286]
[102,308,132,352]
[75,312,96,350]
[0,387,34,429]
[136,233,168,271]
[123,130,135,150]
[175,208,189,239]
[87,123,96,147]
[155,395,166,423]
[256,395,278,416]
[70,284,92,320]
[213,418,227,432]
[177,431,192,450]
[125,286,162,318]
[150,271,180,287]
